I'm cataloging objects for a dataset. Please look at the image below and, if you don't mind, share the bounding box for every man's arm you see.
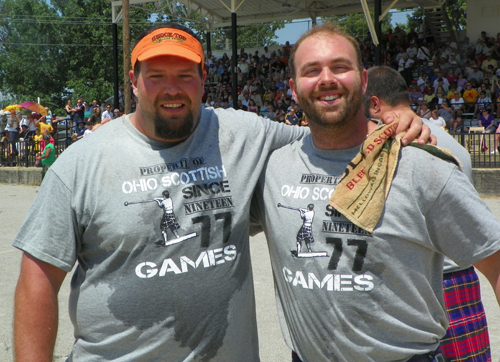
[36,146,51,161]
[474,249,500,306]
[14,252,67,362]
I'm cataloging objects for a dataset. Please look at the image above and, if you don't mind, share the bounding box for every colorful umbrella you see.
[18,101,48,116]
[4,104,22,112]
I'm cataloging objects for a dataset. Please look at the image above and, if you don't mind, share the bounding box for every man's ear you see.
[129,70,138,98]
[370,96,383,116]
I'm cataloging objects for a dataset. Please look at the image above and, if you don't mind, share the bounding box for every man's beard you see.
[150,94,196,140]
[154,110,195,140]
[297,84,363,129]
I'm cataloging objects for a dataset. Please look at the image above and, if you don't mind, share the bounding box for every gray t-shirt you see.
[424,120,473,273]
[251,134,500,362]
[13,107,306,362]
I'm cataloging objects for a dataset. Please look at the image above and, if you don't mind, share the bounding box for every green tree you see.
[209,22,287,51]
[406,0,466,33]
[0,0,155,111]
[324,12,393,41]
[0,0,287,112]
[0,0,67,106]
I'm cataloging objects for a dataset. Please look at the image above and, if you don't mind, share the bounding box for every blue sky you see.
[275,10,413,44]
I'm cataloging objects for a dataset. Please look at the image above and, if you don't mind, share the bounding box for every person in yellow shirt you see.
[462,82,479,112]
[37,116,53,135]
[33,129,43,153]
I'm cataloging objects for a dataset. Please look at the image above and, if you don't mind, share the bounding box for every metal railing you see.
[451,132,500,168]
[1,137,69,167]
[2,129,500,169]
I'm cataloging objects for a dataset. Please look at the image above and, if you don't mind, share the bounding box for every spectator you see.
[417,102,432,120]
[478,108,496,132]
[251,90,263,107]
[481,52,498,72]
[423,87,436,106]
[428,109,447,128]
[463,82,479,111]
[416,72,428,90]
[113,109,122,119]
[23,113,39,140]
[33,129,42,154]
[75,120,87,140]
[445,68,457,85]
[102,104,113,120]
[73,99,85,126]
[266,105,276,121]
[495,91,500,117]
[204,95,214,108]
[456,72,467,91]
[450,90,465,117]
[0,112,7,133]
[468,64,484,84]
[37,115,53,135]
[438,99,453,129]
[35,133,55,179]
[247,99,259,113]
[83,102,92,121]
[409,84,423,107]
[90,99,99,110]
[65,99,75,128]
[260,101,270,118]
[406,41,418,59]
[284,107,299,126]
[83,122,94,137]
[88,107,102,125]
[446,83,458,99]
[435,90,447,109]
[417,42,431,62]
[475,91,492,115]
[492,123,500,154]
[461,36,475,55]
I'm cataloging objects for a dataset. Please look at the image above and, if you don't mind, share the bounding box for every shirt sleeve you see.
[425,167,500,267]
[12,169,79,272]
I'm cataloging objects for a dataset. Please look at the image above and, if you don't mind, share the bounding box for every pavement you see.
[1,184,499,362]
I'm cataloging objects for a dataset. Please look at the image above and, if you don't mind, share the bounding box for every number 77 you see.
[326,237,368,272]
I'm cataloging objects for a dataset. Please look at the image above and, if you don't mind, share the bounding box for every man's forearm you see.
[14,254,65,362]
[474,249,500,307]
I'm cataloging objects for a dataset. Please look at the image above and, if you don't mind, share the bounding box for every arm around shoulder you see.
[14,252,67,362]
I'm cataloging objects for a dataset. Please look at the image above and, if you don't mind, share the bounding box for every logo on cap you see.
[151,32,187,44]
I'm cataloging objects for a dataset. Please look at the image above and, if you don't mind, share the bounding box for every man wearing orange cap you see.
[12,23,428,362]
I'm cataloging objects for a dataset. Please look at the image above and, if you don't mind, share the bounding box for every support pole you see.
[112,23,119,111]
[231,12,238,110]
[374,0,382,66]
[122,0,131,114]
[206,31,212,54]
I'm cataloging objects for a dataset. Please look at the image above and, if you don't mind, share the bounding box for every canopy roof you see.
[109,0,444,28]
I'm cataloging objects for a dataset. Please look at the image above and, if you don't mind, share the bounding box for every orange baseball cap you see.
[131,27,204,69]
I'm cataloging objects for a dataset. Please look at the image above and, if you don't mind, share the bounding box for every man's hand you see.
[381,108,436,146]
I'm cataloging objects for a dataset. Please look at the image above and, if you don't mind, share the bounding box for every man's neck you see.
[308,111,370,150]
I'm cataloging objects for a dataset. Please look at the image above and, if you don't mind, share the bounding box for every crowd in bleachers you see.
[201,27,500,142]
[2,24,500,165]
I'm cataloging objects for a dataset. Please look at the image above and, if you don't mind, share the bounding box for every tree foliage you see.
[209,22,287,51]
[406,0,467,33]
[324,12,393,41]
[0,0,288,112]
[0,0,172,111]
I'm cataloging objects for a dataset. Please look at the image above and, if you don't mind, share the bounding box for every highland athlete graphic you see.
[277,203,328,258]
[125,190,196,246]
